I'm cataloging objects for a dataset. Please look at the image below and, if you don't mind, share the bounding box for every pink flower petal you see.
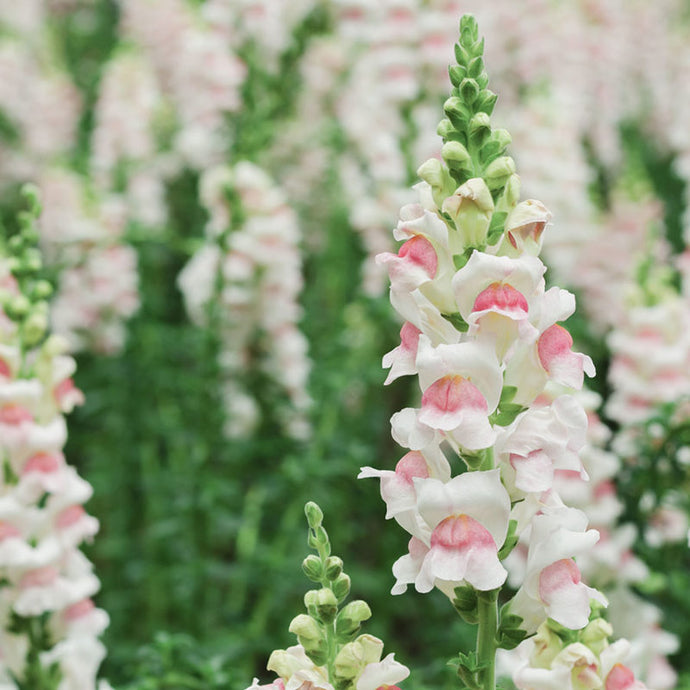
[419,375,488,431]
[538,558,591,629]
[473,282,529,316]
[418,514,506,592]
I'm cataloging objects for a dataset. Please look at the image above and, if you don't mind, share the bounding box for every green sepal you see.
[486,211,508,245]
[496,607,529,650]
[448,651,487,690]
[442,311,470,333]
[498,519,519,560]
[453,584,479,624]
[452,247,476,272]
[499,385,518,404]
[490,402,526,427]
[459,78,480,105]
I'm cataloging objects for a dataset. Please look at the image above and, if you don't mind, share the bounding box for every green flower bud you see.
[313,588,338,624]
[267,649,308,679]
[469,112,491,140]
[22,248,42,273]
[475,89,497,115]
[31,280,53,300]
[353,634,384,665]
[417,158,456,209]
[304,502,324,529]
[443,96,470,130]
[333,641,365,681]
[6,294,31,320]
[529,621,564,669]
[459,78,480,104]
[22,306,48,347]
[441,141,472,172]
[441,178,494,249]
[8,235,24,252]
[436,118,456,139]
[288,614,328,665]
[335,600,371,639]
[581,618,613,657]
[484,156,516,191]
[448,64,466,87]
[324,556,344,581]
[302,555,323,582]
[332,573,351,603]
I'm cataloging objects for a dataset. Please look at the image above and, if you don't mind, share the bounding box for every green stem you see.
[476,589,499,690]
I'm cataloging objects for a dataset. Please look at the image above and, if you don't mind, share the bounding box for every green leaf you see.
[491,403,526,427]
[499,385,518,404]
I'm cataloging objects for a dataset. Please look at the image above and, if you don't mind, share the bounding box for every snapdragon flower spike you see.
[363,16,606,690]
[246,504,409,690]
[0,196,109,689]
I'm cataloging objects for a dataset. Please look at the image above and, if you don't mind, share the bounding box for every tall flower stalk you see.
[0,189,109,690]
[361,16,648,689]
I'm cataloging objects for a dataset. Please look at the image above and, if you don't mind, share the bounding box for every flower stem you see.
[476,588,499,690]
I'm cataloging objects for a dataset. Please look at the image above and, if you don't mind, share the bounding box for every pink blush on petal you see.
[395,452,430,484]
[605,664,637,690]
[0,404,33,425]
[0,522,21,540]
[473,282,529,315]
[538,558,581,601]
[22,452,61,475]
[400,322,422,353]
[420,375,488,431]
[537,324,573,372]
[0,359,10,378]
[398,236,438,278]
[64,598,95,621]
[20,566,59,589]
[56,506,86,529]
[431,514,496,551]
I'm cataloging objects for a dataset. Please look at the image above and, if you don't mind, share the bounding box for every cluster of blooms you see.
[511,615,655,690]
[37,170,140,355]
[0,202,109,689]
[0,7,140,357]
[117,0,247,173]
[246,502,409,690]
[545,392,679,687]
[178,162,311,440]
[360,17,652,688]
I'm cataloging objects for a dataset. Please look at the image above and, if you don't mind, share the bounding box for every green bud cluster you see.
[437,15,516,203]
[294,503,375,688]
[0,185,53,349]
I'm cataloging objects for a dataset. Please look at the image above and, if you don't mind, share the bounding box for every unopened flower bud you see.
[333,641,365,680]
[22,306,48,347]
[417,159,456,209]
[302,555,323,582]
[436,118,456,139]
[288,614,328,665]
[581,618,613,656]
[313,588,338,624]
[6,295,30,319]
[332,573,351,602]
[353,634,384,665]
[31,280,53,300]
[443,96,469,129]
[22,249,42,273]
[304,502,323,529]
[267,649,308,679]
[441,141,472,172]
[530,621,564,669]
[448,64,466,87]
[335,600,371,639]
[459,78,480,104]
[469,112,491,139]
[324,556,343,581]
[484,156,516,191]
[442,178,494,249]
